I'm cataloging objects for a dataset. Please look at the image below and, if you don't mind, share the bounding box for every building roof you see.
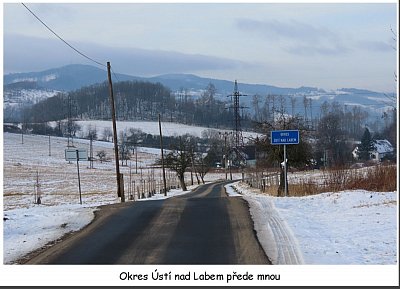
[374,139,394,154]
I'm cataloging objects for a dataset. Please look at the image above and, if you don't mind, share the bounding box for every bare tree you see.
[86,124,97,140]
[118,130,133,166]
[316,111,349,166]
[303,96,309,123]
[255,114,312,196]
[96,150,107,163]
[309,98,313,128]
[102,127,113,142]
[290,96,297,117]
[159,137,193,191]
[193,150,215,184]
[252,94,261,121]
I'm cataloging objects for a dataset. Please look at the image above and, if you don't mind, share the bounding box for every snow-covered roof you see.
[374,139,394,154]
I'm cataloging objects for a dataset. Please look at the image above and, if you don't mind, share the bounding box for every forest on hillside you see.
[24,80,242,130]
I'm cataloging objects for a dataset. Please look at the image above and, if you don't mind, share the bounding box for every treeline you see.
[23,80,237,129]
[254,100,396,169]
[249,94,382,139]
[120,129,211,154]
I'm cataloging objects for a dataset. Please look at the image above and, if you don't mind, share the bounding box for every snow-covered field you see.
[74,119,260,140]
[1,132,234,263]
[2,132,398,286]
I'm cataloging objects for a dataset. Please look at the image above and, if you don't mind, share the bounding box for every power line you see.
[110,67,120,83]
[21,3,106,68]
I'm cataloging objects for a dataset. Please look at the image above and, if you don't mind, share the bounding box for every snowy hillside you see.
[3,64,138,91]
[3,88,59,108]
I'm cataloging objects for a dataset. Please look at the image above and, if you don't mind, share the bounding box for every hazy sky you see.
[2,1,398,92]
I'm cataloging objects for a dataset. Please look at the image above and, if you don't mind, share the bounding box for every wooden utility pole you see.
[135,143,138,174]
[223,133,227,180]
[107,62,124,202]
[89,134,93,169]
[76,150,82,205]
[34,169,41,204]
[48,135,51,156]
[129,162,132,200]
[219,131,232,180]
[159,114,167,196]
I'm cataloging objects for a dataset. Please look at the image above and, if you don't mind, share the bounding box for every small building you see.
[3,123,22,133]
[352,139,394,162]
[226,145,257,168]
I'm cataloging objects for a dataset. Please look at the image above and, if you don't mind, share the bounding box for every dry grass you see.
[262,185,279,197]
[287,182,322,197]
[309,164,396,195]
[254,164,397,197]
[346,165,397,192]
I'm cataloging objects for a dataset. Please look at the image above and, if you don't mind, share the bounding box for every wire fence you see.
[241,164,397,197]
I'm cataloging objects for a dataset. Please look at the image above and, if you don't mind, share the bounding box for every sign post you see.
[283,144,287,196]
[65,148,87,204]
[65,149,88,162]
[271,130,300,197]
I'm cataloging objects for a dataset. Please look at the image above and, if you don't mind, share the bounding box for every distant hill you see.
[3,64,140,91]
[4,64,394,121]
[149,73,323,96]
[4,80,42,90]
[4,64,324,95]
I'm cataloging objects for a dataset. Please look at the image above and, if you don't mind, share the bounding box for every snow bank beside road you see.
[273,190,397,265]
[3,204,95,264]
[225,182,397,265]
[225,182,304,265]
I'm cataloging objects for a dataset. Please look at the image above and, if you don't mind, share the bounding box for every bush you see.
[347,164,397,192]
[318,164,396,194]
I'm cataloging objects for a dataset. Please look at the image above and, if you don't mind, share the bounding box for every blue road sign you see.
[271,130,299,145]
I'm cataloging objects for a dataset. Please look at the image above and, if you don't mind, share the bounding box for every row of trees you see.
[251,93,316,126]
[16,79,395,147]
[250,93,385,140]
[23,80,238,130]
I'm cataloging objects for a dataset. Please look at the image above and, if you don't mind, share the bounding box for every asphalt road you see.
[25,181,271,265]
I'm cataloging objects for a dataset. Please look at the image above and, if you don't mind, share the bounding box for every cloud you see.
[98,47,251,76]
[356,40,394,52]
[285,43,351,56]
[236,18,338,44]
[235,18,349,56]
[3,34,252,75]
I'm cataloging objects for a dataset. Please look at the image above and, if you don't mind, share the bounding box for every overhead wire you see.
[21,3,106,68]
[110,67,120,83]
[21,2,125,123]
